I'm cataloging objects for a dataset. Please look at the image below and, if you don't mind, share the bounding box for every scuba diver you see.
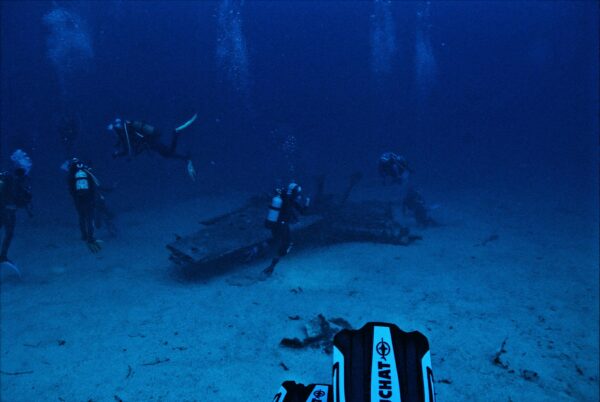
[0,150,33,268]
[107,114,198,180]
[378,152,412,185]
[66,158,102,253]
[402,188,437,227]
[262,182,310,277]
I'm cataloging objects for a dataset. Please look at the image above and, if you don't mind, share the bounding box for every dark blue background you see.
[1,1,598,213]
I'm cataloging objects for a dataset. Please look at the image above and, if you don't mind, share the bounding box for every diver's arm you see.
[294,197,310,215]
[392,163,401,179]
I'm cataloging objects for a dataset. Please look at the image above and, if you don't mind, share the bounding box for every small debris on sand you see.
[520,369,539,382]
[280,314,353,354]
[125,365,133,379]
[1,370,34,376]
[492,337,509,369]
[280,338,304,349]
[141,357,170,366]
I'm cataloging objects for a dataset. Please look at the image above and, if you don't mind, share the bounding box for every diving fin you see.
[175,113,198,133]
[260,258,279,279]
[187,160,197,181]
[86,239,103,254]
[0,261,22,279]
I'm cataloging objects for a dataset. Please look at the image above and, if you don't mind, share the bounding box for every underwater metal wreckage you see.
[166,174,420,271]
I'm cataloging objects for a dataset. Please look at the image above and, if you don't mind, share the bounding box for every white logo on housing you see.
[309,385,329,402]
[371,326,401,402]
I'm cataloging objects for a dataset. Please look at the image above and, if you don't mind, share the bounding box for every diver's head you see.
[287,182,302,198]
[107,118,123,131]
[68,158,84,170]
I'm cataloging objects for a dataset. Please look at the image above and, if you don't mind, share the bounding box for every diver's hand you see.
[273,382,332,402]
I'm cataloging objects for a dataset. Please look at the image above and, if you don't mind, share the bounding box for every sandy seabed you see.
[1,184,598,401]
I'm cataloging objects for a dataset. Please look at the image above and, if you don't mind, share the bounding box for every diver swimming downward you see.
[107,113,198,181]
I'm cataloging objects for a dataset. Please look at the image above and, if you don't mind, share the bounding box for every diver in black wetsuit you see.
[67,159,102,252]
[378,152,412,185]
[108,118,185,160]
[107,115,198,180]
[262,182,310,276]
[0,168,32,264]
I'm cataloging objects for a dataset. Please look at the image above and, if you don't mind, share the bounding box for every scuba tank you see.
[266,192,283,228]
[75,168,90,191]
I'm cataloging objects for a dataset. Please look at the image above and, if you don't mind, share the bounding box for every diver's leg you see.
[279,224,291,256]
[86,201,95,241]
[152,140,188,161]
[152,130,180,157]
[76,203,88,240]
[169,152,189,161]
[263,223,290,276]
[94,207,104,229]
[0,211,16,261]
[263,257,279,276]
[263,226,282,276]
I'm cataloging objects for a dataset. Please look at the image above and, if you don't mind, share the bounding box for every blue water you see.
[0,1,598,400]
[2,1,597,196]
